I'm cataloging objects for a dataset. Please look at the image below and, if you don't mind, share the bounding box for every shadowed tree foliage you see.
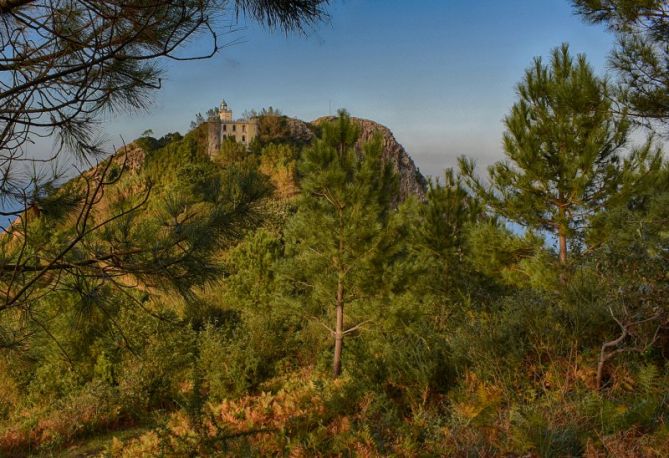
[586,152,669,389]
[405,170,485,302]
[0,130,271,351]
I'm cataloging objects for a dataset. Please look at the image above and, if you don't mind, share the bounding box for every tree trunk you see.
[557,200,568,265]
[597,343,618,391]
[596,349,607,391]
[558,227,567,264]
[332,276,344,378]
[597,325,628,391]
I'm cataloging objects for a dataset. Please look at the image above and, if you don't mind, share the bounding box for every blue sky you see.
[107,0,614,178]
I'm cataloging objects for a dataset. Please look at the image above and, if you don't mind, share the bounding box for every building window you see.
[242,135,246,143]
[222,124,226,131]
[242,125,246,133]
[232,124,236,132]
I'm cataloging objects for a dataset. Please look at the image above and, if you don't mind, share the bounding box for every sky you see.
[106,0,615,178]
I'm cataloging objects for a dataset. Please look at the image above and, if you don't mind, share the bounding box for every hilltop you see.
[111,113,427,203]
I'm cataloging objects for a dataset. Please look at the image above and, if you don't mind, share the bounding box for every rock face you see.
[110,144,146,172]
[311,116,427,201]
[83,143,146,182]
[285,117,316,145]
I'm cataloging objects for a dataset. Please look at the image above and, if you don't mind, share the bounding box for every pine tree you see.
[461,44,630,264]
[573,0,669,130]
[405,170,483,303]
[285,111,396,377]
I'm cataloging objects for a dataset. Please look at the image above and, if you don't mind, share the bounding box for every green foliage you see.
[404,169,488,301]
[466,222,554,290]
[509,404,583,457]
[255,113,293,146]
[283,110,398,376]
[218,137,251,164]
[461,44,630,262]
[135,131,183,152]
[573,0,669,128]
[258,143,300,198]
[415,170,481,258]
[2,101,668,456]
[244,106,283,119]
[584,164,669,387]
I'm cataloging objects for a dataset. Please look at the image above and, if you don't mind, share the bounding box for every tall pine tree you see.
[285,111,396,377]
[461,44,630,264]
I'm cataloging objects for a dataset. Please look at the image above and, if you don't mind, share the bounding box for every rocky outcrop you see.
[311,116,427,201]
[285,117,316,144]
[80,143,146,183]
[110,144,146,173]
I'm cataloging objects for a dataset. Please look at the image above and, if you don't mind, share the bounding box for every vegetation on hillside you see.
[1,1,668,456]
[2,95,668,455]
